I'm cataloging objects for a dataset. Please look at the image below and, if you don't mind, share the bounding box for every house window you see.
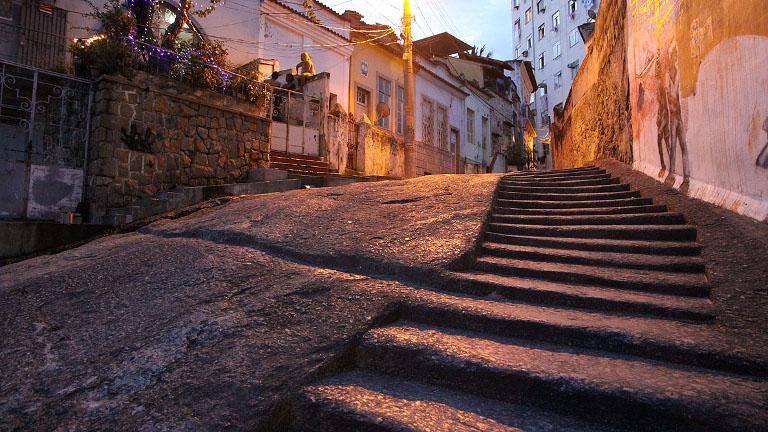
[466,108,475,144]
[524,7,532,23]
[481,116,489,150]
[514,19,521,41]
[357,87,371,117]
[538,52,545,69]
[422,98,435,146]
[538,24,545,40]
[570,61,580,79]
[569,28,579,46]
[377,76,392,129]
[553,41,561,59]
[552,10,560,29]
[554,71,562,89]
[568,0,577,15]
[437,106,448,150]
[526,35,533,50]
[396,86,404,134]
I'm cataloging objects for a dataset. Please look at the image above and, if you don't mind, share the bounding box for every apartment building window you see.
[552,10,560,29]
[525,7,532,23]
[554,71,562,89]
[513,0,520,7]
[423,98,435,146]
[466,108,476,144]
[569,28,579,46]
[377,76,392,129]
[437,106,448,150]
[396,86,404,134]
[538,24,545,40]
[570,61,580,79]
[527,35,533,50]
[536,0,545,13]
[514,19,521,41]
[538,52,545,69]
[515,46,520,59]
[356,87,371,116]
[553,41,561,59]
[539,81,547,97]
[568,0,577,15]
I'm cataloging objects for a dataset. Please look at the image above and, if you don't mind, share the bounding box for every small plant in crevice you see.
[121,123,157,153]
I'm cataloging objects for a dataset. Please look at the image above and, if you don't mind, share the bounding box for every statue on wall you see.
[295,52,316,88]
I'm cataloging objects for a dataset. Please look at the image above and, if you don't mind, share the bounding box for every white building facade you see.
[511,0,600,166]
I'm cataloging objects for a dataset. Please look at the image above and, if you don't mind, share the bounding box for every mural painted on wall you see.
[627,0,768,220]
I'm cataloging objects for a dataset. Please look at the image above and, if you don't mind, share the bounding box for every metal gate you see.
[0,60,93,220]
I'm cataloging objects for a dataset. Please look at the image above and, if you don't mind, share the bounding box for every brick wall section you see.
[550,0,632,169]
[87,71,271,218]
[415,142,454,175]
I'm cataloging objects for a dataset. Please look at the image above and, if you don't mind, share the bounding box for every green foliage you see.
[70,1,135,77]
[506,141,529,167]
[171,39,228,90]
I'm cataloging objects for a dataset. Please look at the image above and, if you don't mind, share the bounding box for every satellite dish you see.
[587,8,597,19]
[376,102,391,119]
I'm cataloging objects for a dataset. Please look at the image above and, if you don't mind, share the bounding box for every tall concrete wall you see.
[551,0,632,170]
[627,0,768,221]
[553,0,768,222]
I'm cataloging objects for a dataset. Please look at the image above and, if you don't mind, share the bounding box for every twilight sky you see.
[328,0,516,60]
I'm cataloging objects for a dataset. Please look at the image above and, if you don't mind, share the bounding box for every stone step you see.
[498,183,631,194]
[496,197,654,209]
[133,197,168,219]
[500,177,621,187]
[488,223,698,241]
[269,150,328,164]
[270,161,330,173]
[399,289,762,375]
[445,271,714,321]
[508,165,598,175]
[291,370,618,432]
[474,256,709,297]
[481,242,706,273]
[498,190,641,202]
[356,323,768,431]
[491,212,686,226]
[505,168,606,178]
[493,204,669,216]
[502,173,614,182]
[485,233,702,256]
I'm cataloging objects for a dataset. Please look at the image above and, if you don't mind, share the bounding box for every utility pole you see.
[403,0,417,178]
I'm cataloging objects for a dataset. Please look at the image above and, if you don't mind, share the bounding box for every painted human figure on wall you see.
[655,42,690,187]
[757,116,768,169]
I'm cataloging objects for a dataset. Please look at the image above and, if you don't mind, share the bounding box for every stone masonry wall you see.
[86,71,271,219]
[551,0,631,169]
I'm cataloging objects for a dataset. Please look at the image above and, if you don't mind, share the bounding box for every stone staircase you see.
[280,166,768,431]
[269,150,330,175]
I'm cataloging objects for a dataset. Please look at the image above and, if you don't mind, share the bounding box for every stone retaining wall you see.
[86,71,271,220]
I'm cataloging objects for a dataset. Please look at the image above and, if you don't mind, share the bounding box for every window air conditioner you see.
[522,50,529,57]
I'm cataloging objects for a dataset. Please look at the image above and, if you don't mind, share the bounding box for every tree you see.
[161,0,222,50]
[130,0,155,44]
[470,45,494,58]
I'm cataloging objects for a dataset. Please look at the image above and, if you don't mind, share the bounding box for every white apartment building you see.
[511,0,600,167]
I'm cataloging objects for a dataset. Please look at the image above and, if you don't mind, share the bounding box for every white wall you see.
[627,0,768,222]
[414,58,466,149]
